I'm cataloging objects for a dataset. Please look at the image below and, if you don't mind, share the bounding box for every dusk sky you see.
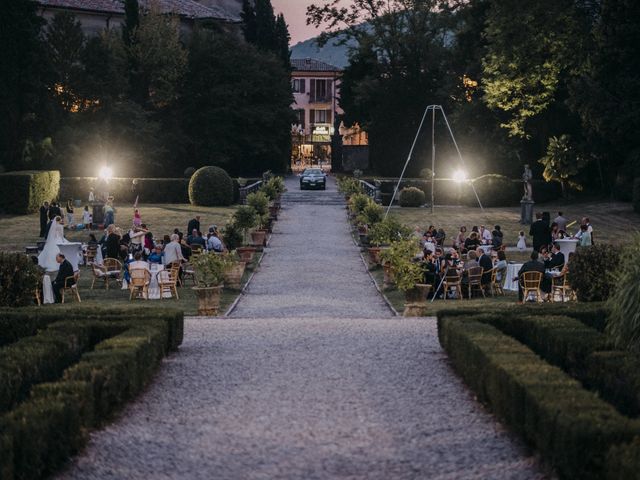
[272,0,349,45]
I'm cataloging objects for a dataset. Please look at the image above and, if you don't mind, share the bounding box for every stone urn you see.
[224,262,246,290]
[403,284,432,317]
[236,246,256,263]
[193,285,223,316]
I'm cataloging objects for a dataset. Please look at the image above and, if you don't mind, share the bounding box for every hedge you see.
[438,315,640,480]
[398,187,425,207]
[189,166,234,206]
[633,178,640,213]
[0,171,60,214]
[0,253,40,308]
[569,244,622,302]
[60,177,190,204]
[0,309,183,480]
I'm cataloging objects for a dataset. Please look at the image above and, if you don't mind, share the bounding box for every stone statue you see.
[522,164,533,201]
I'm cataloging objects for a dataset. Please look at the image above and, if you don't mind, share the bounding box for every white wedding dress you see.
[38,219,70,271]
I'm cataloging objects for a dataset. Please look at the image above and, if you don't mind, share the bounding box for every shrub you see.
[188,166,234,206]
[337,177,363,196]
[438,315,640,480]
[360,201,384,227]
[261,176,285,201]
[569,244,622,302]
[633,178,640,214]
[463,174,520,207]
[246,191,269,217]
[606,235,640,351]
[378,239,423,291]
[398,187,425,207]
[60,177,189,204]
[222,223,244,251]
[232,205,257,244]
[368,217,412,246]
[0,253,40,308]
[0,171,60,214]
[348,193,370,215]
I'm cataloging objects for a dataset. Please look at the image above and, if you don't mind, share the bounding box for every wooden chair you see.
[169,261,182,287]
[442,269,463,300]
[84,245,98,265]
[157,269,179,300]
[465,266,486,299]
[551,273,574,302]
[182,262,196,286]
[190,245,203,259]
[490,267,506,296]
[91,258,122,290]
[519,271,544,303]
[129,268,151,300]
[61,271,81,303]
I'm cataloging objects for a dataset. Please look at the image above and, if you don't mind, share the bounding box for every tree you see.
[274,13,291,68]
[241,0,257,44]
[538,134,589,196]
[182,30,293,175]
[0,0,48,170]
[254,0,277,51]
[122,0,140,46]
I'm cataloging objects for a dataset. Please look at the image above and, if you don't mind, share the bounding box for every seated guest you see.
[52,254,74,303]
[163,234,185,265]
[454,226,467,250]
[515,251,550,302]
[128,252,149,271]
[207,227,225,253]
[544,242,565,270]
[464,232,481,252]
[491,225,503,248]
[189,229,207,249]
[421,250,438,286]
[87,233,98,248]
[461,250,479,286]
[147,245,164,264]
[477,247,493,285]
[494,250,508,283]
[434,228,446,246]
[479,225,492,244]
[180,238,193,260]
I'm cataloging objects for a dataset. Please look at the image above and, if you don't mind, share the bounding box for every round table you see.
[478,244,493,254]
[57,242,83,272]
[555,239,579,260]
[504,263,523,292]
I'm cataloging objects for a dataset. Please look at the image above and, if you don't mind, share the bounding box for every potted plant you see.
[192,252,230,316]
[223,252,246,290]
[246,191,269,248]
[382,239,431,315]
[233,205,257,262]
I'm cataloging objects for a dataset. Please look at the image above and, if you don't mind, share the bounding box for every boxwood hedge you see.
[0,171,60,214]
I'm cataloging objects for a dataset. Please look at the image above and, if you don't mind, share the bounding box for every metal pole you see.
[440,108,484,210]
[431,107,436,214]
[384,106,432,219]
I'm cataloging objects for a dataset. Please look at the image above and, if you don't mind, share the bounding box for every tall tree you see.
[0,0,48,170]
[254,0,277,52]
[274,13,291,68]
[122,0,140,46]
[240,0,257,44]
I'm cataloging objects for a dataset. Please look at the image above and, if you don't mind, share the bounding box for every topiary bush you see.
[0,253,40,308]
[0,171,60,214]
[569,244,622,302]
[188,166,234,206]
[349,193,371,215]
[399,187,426,207]
[246,191,269,217]
[222,223,243,251]
[606,235,640,351]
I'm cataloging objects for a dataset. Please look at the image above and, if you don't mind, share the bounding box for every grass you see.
[0,203,237,253]
[43,252,262,316]
[388,200,640,247]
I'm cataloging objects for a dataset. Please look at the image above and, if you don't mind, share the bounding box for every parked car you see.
[299,168,327,190]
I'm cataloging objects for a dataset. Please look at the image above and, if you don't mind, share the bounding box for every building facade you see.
[290,58,367,172]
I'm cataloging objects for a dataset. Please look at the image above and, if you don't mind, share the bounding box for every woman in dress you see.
[454,226,467,250]
[65,200,74,226]
[38,217,69,271]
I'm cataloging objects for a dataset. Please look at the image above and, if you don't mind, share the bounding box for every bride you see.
[38,216,70,271]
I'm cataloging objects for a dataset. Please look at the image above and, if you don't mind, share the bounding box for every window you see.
[292,78,306,93]
[310,109,332,125]
[309,79,332,103]
[294,109,305,128]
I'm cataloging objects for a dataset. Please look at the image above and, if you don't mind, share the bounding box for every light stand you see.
[384,105,484,220]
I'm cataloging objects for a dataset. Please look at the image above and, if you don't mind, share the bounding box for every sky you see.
[272,0,349,45]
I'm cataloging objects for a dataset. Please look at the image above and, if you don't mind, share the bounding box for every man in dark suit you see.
[186,216,200,237]
[544,243,565,270]
[48,202,62,221]
[52,254,74,303]
[39,202,49,237]
[529,212,550,252]
[477,247,494,286]
[515,251,550,301]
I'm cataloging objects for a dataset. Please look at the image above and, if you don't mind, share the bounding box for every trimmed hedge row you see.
[0,171,60,214]
[0,310,183,480]
[0,253,40,309]
[438,315,640,480]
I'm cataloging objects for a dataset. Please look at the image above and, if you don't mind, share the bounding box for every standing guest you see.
[515,251,549,302]
[39,202,49,237]
[491,225,503,248]
[207,227,225,252]
[144,231,154,256]
[83,205,92,230]
[578,224,592,246]
[65,200,74,226]
[529,212,550,252]
[88,188,95,203]
[105,225,121,259]
[133,208,142,227]
[128,226,146,255]
[104,200,115,227]
[52,253,74,303]
[454,226,467,250]
[554,211,568,232]
[479,225,492,244]
[187,216,201,237]
[48,201,61,221]
[517,231,527,251]
[477,247,493,285]
[163,234,185,265]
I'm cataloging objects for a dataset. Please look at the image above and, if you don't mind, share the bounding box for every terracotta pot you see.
[236,246,256,263]
[404,284,432,304]
[368,247,382,265]
[250,230,267,247]
[223,262,246,290]
[193,285,222,316]
[382,262,396,289]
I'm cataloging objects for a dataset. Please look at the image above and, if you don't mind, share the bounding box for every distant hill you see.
[290,35,353,69]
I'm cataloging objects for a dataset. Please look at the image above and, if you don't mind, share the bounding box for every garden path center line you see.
[58,176,548,479]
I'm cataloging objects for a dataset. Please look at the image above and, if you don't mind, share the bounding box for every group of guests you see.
[452,225,504,252]
[529,211,593,252]
[515,243,570,302]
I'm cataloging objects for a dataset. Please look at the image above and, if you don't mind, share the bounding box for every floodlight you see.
[452,169,467,183]
[98,166,113,180]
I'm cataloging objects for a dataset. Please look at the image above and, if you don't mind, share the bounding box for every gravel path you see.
[230,176,391,318]
[58,176,549,479]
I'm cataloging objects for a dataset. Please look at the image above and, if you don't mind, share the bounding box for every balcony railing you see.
[239,180,263,204]
[359,179,381,204]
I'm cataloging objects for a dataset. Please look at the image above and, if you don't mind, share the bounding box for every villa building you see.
[291,58,368,172]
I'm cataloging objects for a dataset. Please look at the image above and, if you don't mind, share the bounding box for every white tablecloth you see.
[504,263,523,292]
[42,274,54,304]
[57,242,83,272]
[555,239,579,259]
[479,244,493,254]
[124,265,172,300]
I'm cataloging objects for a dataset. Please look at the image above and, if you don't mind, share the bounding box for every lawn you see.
[388,200,640,247]
[0,203,237,253]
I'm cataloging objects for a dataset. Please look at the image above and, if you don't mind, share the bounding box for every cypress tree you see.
[274,13,291,68]
[254,0,277,52]
[240,0,257,44]
[122,0,139,46]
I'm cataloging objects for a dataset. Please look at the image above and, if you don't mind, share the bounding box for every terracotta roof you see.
[291,58,342,72]
[36,0,236,21]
